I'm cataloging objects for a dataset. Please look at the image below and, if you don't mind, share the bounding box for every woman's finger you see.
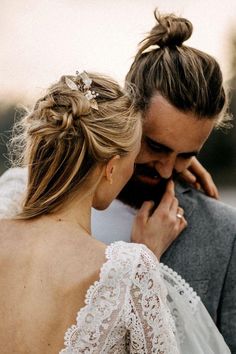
[178,216,188,232]
[137,200,155,223]
[188,158,219,199]
[154,180,175,214]
[180,169,197,184]
[176,206,184,219]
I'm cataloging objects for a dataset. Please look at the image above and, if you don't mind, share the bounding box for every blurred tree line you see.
[0,103,19,173]
[0,35,236,186]
[198,31,236,186]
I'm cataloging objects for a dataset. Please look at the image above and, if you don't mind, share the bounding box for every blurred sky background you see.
[0,0,236,206]
[1,0,236,100]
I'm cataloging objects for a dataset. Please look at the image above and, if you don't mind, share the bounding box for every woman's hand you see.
[180,157,219,199]
[131,180,187,260]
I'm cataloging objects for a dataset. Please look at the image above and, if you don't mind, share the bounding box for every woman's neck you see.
[47,192,93,235]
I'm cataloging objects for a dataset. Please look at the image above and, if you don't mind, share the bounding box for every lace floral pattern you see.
[60,242,179,353]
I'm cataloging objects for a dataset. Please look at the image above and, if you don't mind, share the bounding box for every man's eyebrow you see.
[145,136,173,153]
[145,136,199,157]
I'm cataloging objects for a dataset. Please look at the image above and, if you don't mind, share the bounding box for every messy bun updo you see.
[140,13,192,50]
[12,73,140,219]
[126,11,230,128]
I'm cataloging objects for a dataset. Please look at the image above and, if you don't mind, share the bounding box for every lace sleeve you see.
[0,167,27,218]
[125,245,180,354]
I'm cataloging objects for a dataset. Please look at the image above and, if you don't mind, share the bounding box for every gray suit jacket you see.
[161,181,236,353]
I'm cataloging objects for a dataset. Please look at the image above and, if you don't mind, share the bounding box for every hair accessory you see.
[65,71,99,110]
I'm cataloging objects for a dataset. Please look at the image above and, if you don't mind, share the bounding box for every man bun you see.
[126,10,229,128]
[139,12,193,53]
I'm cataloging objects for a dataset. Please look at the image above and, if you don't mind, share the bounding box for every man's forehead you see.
[142,96,215,150]
[144,94,199,125]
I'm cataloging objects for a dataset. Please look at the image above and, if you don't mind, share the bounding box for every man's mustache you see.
[117,164,181,210]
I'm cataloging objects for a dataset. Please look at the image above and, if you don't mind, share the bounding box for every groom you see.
[0,12,235,353]
[92,13,236,353]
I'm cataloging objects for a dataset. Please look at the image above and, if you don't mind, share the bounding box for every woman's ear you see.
[104,155,120,184]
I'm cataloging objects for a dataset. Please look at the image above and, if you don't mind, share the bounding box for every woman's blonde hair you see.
[11,73,140,219]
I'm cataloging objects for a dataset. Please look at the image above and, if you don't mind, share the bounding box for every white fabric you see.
[0,168,231,353]
[92,199,135,243]
[59,242,230,354]
[60,242,179,354]
[0,167,27,218]
[161,265,231,354]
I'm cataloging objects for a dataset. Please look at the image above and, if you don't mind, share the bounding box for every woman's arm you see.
[126,244,180,353]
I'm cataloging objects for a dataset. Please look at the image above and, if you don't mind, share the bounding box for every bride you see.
[0,72,230,353]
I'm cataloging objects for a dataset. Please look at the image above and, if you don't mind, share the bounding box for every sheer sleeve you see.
[59,242,180,354]
[0,167,27,218]
[159,264,231,354]
[124,244,180,353]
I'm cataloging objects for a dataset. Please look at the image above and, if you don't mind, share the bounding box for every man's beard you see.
[117,164,178,210]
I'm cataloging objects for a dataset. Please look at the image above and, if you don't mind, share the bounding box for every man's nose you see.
[154,155,176,179]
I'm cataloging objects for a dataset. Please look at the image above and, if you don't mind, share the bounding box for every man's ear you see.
[104,155,120,184]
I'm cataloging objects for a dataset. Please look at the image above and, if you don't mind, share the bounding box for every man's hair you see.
[126,11,230,128]
[11,73,140,219]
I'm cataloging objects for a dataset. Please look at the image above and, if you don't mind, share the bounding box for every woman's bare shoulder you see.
[0,218,107,277]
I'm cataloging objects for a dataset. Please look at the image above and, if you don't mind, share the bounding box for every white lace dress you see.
[59,242,179,353]
[0,168,231,353]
